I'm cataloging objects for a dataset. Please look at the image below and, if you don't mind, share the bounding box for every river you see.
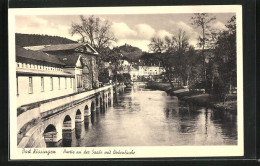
[60,84,237,147]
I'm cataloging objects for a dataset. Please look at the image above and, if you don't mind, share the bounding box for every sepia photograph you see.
[8,5,243,159]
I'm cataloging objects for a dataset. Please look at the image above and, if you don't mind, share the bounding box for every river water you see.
[60,85,237,147]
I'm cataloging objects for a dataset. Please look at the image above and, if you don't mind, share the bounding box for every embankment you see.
[147,81,237,113]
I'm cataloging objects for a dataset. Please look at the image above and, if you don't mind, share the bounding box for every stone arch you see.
[75,109,83,122]
[84,105,90,116]
[63,115,72,130]
[76,109,81,115]
[43,124,59,147]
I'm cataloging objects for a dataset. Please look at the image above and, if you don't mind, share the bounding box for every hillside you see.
[16,33,77,47]
[118,44,143,62]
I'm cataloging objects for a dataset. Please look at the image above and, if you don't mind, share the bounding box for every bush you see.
[98,68,110,84]
[212,78,229,103]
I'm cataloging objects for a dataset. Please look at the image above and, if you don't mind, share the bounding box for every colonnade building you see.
[16,43,99,107]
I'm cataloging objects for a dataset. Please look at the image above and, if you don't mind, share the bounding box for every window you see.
[77,75,82,88]
[58,77,61,89]
[41,77,44,92]
[50,77,53,91]
[16,76,19,95]
[29,77,33,94]
[70,78,72,88]
[65,77,67,89]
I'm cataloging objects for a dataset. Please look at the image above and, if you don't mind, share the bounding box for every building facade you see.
[16,43,99,107]
[130,65,166,81]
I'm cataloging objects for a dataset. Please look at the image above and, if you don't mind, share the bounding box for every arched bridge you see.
[17,85,125,148]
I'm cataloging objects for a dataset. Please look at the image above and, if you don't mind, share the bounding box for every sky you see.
[15,13,235,52]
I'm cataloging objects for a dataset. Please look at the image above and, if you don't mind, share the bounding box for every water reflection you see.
[57,85,237,147]
[75,121,84,139]
[62,130,73,147]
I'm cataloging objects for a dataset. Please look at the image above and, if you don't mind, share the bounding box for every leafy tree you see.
[184,46,202,86]
[147,29,197,88]
[123,73,131,84]
[98,68,110,84]
[148,37,168,53]
[214,15,237,101]
[70,15,118,85]
[171,29,190,86]
[191,13,216,81]
[70,15,117,52]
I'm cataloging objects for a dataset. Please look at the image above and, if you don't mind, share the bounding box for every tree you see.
[191,13,216,81]
[171,29,190,86]
[71,15,118,86]
[70,15,117,52]
[213,15,237,101]
[148,37,167,53]
[98,68,110,84]
[147,35,176,89]
[147,29,195,89]
[184,46,202,86]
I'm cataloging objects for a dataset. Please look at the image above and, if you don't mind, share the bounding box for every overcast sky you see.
[15,13,235,52]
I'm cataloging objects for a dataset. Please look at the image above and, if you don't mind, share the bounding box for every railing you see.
[17,85,113,132]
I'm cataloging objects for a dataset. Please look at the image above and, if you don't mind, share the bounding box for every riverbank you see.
[146,82,183,94]
[147,82,237,113]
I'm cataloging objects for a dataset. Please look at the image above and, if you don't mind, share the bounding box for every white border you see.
[9,5,243,160]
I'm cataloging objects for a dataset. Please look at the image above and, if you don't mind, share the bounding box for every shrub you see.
[212,77,229,103]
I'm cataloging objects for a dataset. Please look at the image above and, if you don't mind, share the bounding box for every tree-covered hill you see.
[118,44,143,62]
[16,33,77,47]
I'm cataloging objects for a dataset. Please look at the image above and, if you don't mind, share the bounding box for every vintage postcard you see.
[9,5,243,159]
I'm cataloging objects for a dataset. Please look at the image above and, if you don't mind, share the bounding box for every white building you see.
[129,65,165,81]
[117,60,132,74]
[16,46,75,107]
[16,43,100,107]
[138,66,165,76]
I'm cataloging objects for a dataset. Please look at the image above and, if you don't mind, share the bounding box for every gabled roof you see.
[16,46,65,65]
[37,43,99,55]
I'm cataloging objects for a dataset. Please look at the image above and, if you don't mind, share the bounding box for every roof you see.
[16,68,75,77]
[37,43,99,55]
[24,45,50,51]
[16,46,65,65]
[40,43,83,51]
